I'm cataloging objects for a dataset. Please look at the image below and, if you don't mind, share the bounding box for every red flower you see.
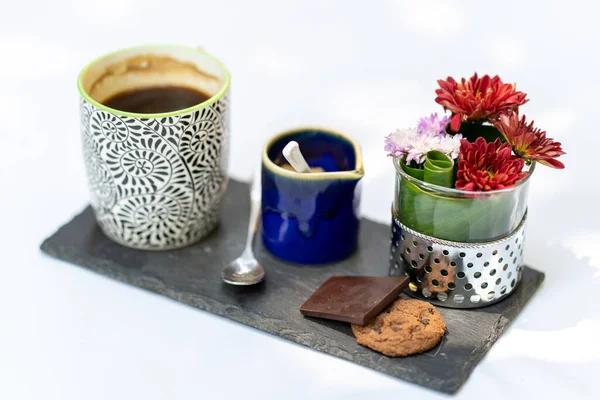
[435,73,528,131]
[456,138,528,191]
[492,112,565,169]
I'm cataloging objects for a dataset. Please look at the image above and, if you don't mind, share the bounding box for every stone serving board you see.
[40,179,544,394]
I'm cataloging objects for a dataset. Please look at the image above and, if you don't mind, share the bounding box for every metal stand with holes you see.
[389,214,527,309]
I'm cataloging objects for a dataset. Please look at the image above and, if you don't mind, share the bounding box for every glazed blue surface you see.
[261,130,363,265]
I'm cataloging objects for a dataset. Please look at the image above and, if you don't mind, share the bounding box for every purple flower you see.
[418,113,451,136]
[405,133,440,164]
[438,133,463,160]
[384,128,418,158]
[385,113,462,165]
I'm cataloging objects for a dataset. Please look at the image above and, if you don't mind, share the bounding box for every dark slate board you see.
[40,179,544,394]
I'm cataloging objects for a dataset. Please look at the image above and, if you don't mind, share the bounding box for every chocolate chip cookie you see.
[351,297,446,357]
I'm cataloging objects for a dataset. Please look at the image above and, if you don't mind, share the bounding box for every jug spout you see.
[349,167,364,180]
[325,167,363,182]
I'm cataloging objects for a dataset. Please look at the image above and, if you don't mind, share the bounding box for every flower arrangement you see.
[387,73,565,242]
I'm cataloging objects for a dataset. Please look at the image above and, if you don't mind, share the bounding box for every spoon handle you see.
[282,141,312,173]
[243,170,262,255]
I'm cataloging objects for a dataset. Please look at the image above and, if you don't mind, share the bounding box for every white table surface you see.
[1,0,599,398]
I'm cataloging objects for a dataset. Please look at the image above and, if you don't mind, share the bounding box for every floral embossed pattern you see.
[80,95,229,249]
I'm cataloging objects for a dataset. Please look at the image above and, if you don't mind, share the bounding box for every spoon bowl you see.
[221,255,265,286]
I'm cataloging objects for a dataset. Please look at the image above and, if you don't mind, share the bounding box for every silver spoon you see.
[221,170,265,285]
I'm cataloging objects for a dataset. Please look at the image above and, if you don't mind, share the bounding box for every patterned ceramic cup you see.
[78,45,230,250]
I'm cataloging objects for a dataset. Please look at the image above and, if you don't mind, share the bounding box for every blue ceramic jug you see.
[261,127,364,264]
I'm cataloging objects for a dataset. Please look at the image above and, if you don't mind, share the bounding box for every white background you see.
[1,0,599,399]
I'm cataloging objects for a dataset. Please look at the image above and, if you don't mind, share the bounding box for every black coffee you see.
[102,86,211,114]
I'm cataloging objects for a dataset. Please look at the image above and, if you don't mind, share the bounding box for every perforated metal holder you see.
[389,213,527,308]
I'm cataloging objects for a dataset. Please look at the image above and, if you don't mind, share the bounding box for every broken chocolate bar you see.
[299,276,410,325]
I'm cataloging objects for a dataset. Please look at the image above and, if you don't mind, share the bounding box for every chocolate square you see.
[299,276,410,325]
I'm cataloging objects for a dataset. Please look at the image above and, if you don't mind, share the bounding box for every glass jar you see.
[392,159,534,243]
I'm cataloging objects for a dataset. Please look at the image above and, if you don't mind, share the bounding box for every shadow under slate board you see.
[40,179,545,394]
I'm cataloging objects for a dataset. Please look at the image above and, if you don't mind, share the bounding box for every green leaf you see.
[400,158,424,180]
[398,178,528,242]
[423,151,454,188]
[455,121,504,143]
